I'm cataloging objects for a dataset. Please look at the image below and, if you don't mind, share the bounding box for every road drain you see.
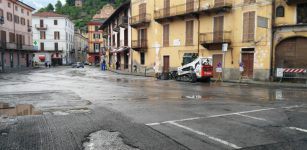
[0,102,42,117]
[83,130,139,150]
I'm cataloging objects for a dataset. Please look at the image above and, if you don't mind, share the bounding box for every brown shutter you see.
[248,11,255,41]
[186,0,194,13]
[163,24,169,47]
[164,0,170,17]
[215,0,224,7]
[186,20,194,45]
[139,3,146,21]
[213,16,224,42]
[0,9,3,17]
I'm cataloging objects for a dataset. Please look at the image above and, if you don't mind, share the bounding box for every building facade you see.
[73,29,88,63]
[272,0,307,73]
[130,0,274,81]
[87,21,104,64]
[32,12,74,65]
[101,1,131,71]
[0,0,35,72]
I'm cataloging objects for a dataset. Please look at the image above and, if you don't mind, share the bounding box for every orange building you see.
[87,21,104,64]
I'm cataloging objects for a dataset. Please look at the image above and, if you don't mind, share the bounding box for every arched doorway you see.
[275,37,307,68]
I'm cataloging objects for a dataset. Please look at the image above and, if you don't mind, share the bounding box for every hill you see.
[38,0,127,30]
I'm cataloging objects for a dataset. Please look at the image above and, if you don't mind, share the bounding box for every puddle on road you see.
[0,102,42,117]
[83,130,139,150]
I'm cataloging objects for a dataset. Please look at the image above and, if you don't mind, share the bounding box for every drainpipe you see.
[197,0,201,56]
[130,5,133,73]
[270,0,276,81]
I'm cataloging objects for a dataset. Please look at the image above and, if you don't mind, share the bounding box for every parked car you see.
[72,62,84,68]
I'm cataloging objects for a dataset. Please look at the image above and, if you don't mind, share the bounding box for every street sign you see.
[276,68,284,77]
[222,43,228,52]
[33,41,38,46]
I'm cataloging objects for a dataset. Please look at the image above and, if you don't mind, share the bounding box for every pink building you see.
[0,0,35,72]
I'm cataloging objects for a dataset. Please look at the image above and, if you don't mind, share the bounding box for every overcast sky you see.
[21,0,66,10]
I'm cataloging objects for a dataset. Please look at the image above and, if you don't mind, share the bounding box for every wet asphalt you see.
[1,66,307,150]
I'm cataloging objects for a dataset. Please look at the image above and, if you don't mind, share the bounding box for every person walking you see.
[101,59,106,71]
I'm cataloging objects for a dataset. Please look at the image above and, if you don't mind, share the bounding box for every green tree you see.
[66,0,75,6]
[55,1,63,12]
[46,3,54,11]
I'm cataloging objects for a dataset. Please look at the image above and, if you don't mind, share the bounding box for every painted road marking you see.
[289,127,307,133]
[235,113,267,121]
[146,105,303,126]
[168,121,242,149]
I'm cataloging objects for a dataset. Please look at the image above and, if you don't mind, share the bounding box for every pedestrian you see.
[102,59,106,71]
[45,62,47,68]
[48,62,51,68]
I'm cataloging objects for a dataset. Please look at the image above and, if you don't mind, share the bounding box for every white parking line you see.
[146,105,303,126]
[168,121,242,149]
[289,127,307,133]
[235,113,267,121]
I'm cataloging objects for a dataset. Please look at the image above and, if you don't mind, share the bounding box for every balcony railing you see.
[22,45,35,50]
[119,16,128,28]
[130,14,151,28]
[6,42,17,49]
[0,41,6,49]
[285,0,307,5]
[35,24,48,30]
[131,40,147,51]
[154,1,199,22]
[199,0,232,13]
[200,31,231,49]
[113,24,120,32]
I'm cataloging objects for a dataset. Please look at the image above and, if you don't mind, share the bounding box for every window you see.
[185,20,194,46]
[243,11,255,42]
[27,11,29,16]
[163,24,169,47]
[94,43,100,53]
[54,20,58,25]
[244,0,256,4]
[140,52,145,65]
[297,3,307,24]
[93,34,100,39]
[15,6,18,11]
[54,31,60,40]
[8,2,11,8]
[21,9,24,13]
[9,32,15,43]
[7,12,12,21]
[276,6,285,17]
[95,26,99,31]
[14,15,19,24]
[40,31,46,39]
[0,9,3,19]
[27,19,29,26]
[54,43,58,51]
[21,18,25,25]
[40,43,44,51]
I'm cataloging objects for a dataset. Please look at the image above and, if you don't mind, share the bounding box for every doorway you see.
[241,48,254,78]
[212,54,223,78]
[163,56,170,73]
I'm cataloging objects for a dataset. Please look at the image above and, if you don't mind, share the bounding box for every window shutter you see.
[186,21,194,45]
[163,24,169,47]
[243,12,255,42]
[215,0,224,7]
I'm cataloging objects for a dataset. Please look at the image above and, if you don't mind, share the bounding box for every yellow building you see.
[273,0,307,71]
[131,0,274,80]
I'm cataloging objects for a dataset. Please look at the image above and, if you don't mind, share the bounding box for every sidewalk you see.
[108,68,155,77]
[107,68,307,88]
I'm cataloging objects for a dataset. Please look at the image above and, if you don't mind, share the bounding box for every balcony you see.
[130,14,151,28]
[119,16,128,28]
[131,40,147,51]
[22,45,35,51]
[35,24,48,30]
[199,0,232,14]
[102,30,110,38]
[28,26,32,32]
[6,42,17,49]
[0,41,6,49]
[154,1,199,23]
[200,31,231,50]
[285,0,307,5]
[113,24,120,32]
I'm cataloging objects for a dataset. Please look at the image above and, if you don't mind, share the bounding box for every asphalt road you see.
[1,66,307,150]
